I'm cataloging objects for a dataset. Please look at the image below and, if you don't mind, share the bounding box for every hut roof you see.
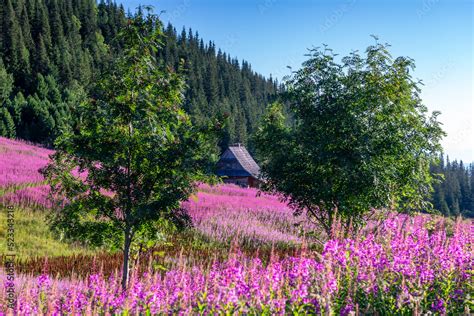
[216,144,260,178]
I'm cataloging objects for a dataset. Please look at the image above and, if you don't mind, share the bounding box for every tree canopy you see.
[0,0,278,149]
[42,10,219,290]
[255,41,445,234]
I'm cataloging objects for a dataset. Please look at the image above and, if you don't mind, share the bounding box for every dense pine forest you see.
[0,0,472,218]
[0,0,278,149]
[431,157,474,218]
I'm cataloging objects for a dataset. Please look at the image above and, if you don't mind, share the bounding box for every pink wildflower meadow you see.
[0,138,472,314]
[0,213,472,315]
[0,137,52,188]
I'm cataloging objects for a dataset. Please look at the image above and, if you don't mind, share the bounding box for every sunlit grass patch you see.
[0,206,94,259]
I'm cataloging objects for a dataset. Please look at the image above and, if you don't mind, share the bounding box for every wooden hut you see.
[216,144,261,188]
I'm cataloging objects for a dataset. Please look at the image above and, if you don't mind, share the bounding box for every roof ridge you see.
[228,145,260,178]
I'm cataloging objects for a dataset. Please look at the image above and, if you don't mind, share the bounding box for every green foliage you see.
[0,0,278,151]
[0,206,94,259]
[8,74,75,144]
[41,9,219,289]
[155,24,279,151]
[0,58,15,137]
[255,40,445,234]
[0,58,13,104]
[0,107,15,137]
[431,156,474,218]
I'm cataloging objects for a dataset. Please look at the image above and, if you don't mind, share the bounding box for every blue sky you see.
[119,0,473,162]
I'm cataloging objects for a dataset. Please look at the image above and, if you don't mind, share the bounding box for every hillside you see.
[0,2,471,314]
[2,1,471,218]
[0,0,278,149]
[0,139,472,314]
[0,137,94,257]
[0,136,303,257]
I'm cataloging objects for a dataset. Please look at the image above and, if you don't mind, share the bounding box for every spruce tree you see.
[0,107,15,137]
[0,58,13,104]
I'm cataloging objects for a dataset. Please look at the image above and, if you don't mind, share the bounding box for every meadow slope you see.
[0,137,472,315]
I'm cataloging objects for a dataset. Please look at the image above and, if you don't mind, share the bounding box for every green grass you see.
[0,206,95,259]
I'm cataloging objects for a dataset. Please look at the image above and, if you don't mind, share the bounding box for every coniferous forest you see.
[431,156,474,218]
[0,0,472,218]
[0,0,278,150]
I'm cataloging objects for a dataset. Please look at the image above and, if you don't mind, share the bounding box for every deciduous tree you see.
[42,10,219,290]
[255,40,445,235]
